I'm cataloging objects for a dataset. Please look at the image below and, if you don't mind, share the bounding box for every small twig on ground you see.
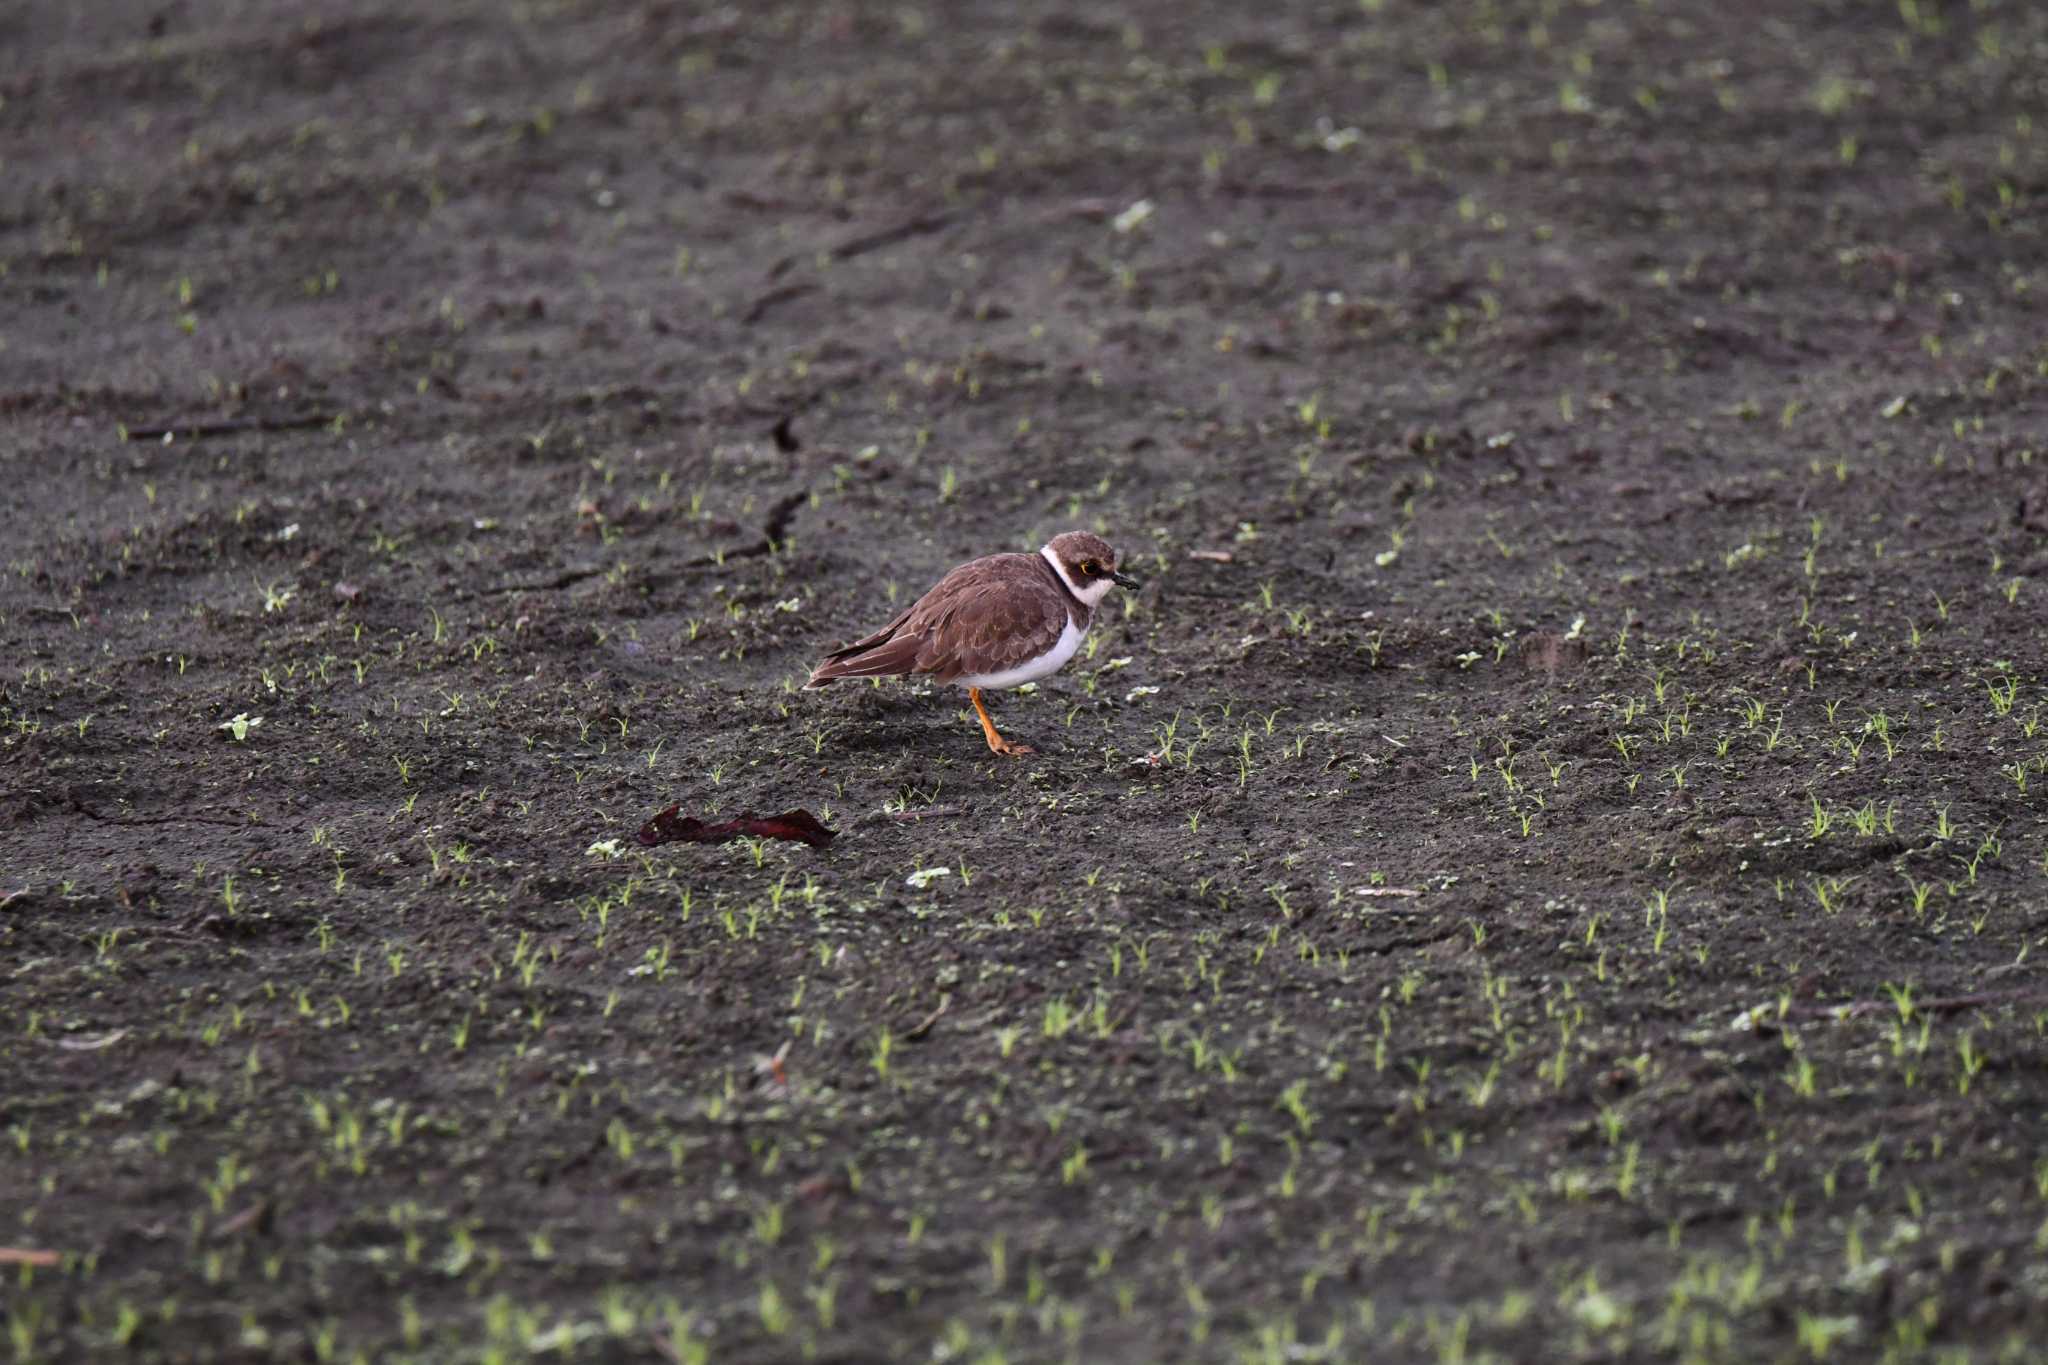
[211,1201,270,1240]
[118,414,338,441]
[750,1042,793,1098]
[742,282,816,324]
[69,797,253,828]
[1798,989,2048,1022]
[48,1029,128,1051]
[767,210,956,280]
[479,565,606,597]
[887,804,966,823]
[1216,177,1361,200]
[486,489,809,596]
[679,489,807,566]
[903,995,951,1041]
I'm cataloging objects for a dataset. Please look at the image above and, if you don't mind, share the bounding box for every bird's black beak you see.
[1111,569,1143,590]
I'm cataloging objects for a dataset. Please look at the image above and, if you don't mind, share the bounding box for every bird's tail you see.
[805,630,922,689]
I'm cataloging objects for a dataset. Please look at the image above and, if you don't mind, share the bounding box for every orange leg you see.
[969,687,1035,757]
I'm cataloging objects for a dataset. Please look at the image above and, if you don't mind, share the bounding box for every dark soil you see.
[6,1,2048,1361]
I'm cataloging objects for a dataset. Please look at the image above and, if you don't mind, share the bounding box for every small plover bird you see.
[805,531,1142,755]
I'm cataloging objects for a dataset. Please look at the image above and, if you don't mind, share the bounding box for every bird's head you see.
[1044,531,1141,607]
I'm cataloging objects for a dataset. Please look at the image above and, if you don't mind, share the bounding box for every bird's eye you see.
[1081,561,1099,576]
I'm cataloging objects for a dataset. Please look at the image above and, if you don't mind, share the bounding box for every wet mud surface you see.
[5,1,2048,1359]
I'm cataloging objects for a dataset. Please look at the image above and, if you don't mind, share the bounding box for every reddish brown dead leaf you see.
[637,806,836,849]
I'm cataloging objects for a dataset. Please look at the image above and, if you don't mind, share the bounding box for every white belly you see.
[956,617,1085,690]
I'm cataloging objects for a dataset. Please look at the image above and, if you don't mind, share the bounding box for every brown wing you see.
[911,573,1067,683]
[805,553,1066,687]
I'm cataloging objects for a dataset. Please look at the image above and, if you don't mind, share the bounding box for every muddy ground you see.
[4,1,2048,1361]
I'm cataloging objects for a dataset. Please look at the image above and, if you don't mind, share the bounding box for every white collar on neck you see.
[1041,544,1114,608]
